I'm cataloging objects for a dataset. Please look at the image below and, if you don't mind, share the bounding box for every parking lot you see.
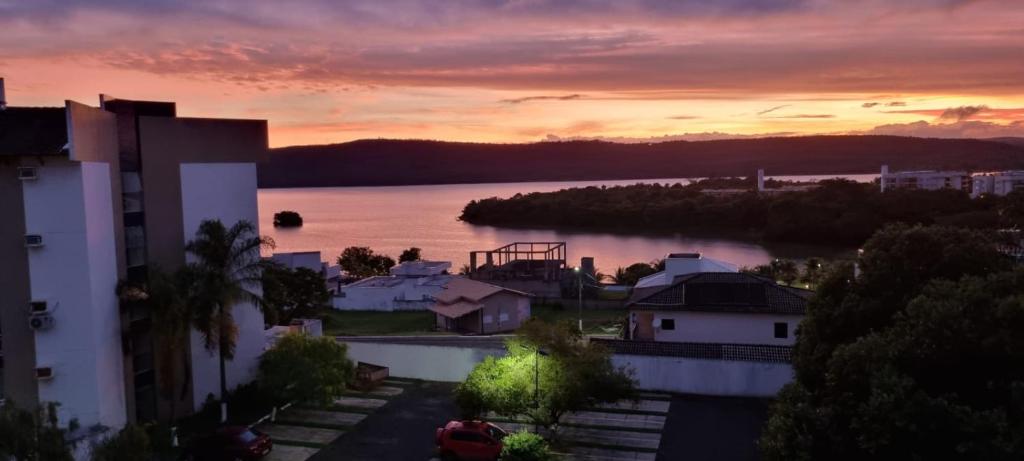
[258,379,768,461]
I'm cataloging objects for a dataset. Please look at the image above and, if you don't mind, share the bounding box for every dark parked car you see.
[184,426,272,461]
[435,420,507,461]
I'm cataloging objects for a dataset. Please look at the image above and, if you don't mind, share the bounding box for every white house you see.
[626,272,809,345]
[591,252,810,397]
[880,165,971,193]
[270,250,342,293]
[634,252,738,289]
[333,260,453,311]
[971,171,1024,197]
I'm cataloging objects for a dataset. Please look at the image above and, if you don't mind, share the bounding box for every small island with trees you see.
[273,210,304,228]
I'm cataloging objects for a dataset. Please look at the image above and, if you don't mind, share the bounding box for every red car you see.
[436,420,508,461]
[185,426,272,461]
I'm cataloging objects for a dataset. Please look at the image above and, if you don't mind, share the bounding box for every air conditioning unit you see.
[17,167,38,180]
[35,367,54,381]
[24,234,44,247]
[29,300,49,314]
[29,313,55,331]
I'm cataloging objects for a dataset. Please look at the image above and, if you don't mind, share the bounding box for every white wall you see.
[22,161,126,428]
[650,311,803,346]
[341,342,503,382]
[333,277,448,311]
[612,354,792,397]
[341,340,788,397]
[180,163,266,410]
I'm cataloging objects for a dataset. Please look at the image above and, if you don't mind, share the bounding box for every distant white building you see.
[332,260,453,311]
[971,171,1024,197]
[880,165,971,193]
[270,251,342,293]
[634,252,738,289]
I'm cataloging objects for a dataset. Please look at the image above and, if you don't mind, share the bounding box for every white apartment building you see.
[971,171,1024,197]
[879,165,971,193]
[0,79,269,434]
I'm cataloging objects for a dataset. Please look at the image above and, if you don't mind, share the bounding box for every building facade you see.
[430,278,531,334]
[0,83,268,431]
[971,171,1024,197]
[879,165,971,193]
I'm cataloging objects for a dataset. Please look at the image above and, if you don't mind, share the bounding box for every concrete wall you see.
[649,311,803,346]
[341,342,504,382]
[180,163,266,410]
[340,340,789,397]
[612,354,792,397]
[23,161,126,428]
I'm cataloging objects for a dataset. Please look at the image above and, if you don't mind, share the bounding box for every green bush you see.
[260,333,355,406]
[92,425,151,461]
[501,431,553,461]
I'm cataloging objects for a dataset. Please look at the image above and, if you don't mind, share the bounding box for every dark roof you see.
[592,338,793,363]
[0,107,68,157]
[627,272,807,315]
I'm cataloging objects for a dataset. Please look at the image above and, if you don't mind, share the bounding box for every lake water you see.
[257,174,876,273]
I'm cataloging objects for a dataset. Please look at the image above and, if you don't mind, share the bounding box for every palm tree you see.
[609,267,628,285]
[117,268,193,421]
[184,219,274,422]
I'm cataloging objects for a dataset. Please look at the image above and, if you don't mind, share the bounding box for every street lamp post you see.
[574,266,582,333]
[533,348,548,433]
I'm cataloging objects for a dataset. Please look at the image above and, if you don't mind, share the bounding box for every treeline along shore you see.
[459,179,1024,246]
[258,136,1024,188]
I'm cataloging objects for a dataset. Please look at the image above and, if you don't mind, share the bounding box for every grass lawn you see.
[323,309,443,336]
[530,305,626,336]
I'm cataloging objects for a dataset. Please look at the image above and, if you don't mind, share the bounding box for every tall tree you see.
[117,267,195,421]
[762,224,1018,460]
[261,263,330,326]
[399,247,422,263]
[337,246,395,278]
[184,219,274,422]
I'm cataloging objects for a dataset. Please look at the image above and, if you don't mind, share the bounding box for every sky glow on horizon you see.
[1,0,1023,147]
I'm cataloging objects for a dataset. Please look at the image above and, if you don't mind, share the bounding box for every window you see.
[451,431,484,442]
[661,318,676,330]
[483,315,493,324]
[774,322,788,339]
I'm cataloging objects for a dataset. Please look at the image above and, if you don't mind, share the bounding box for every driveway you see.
[656,395,771,461]
[309,380,459,461]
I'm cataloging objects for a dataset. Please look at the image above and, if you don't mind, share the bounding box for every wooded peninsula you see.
[459,179,1024,246]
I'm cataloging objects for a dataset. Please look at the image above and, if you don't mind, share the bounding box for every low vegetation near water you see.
[460,178,1024,246]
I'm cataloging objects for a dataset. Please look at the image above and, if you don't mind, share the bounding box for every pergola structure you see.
[468,241,567,282]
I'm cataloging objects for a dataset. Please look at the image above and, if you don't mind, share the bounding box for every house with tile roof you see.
[429,277,531,334]
[626,271,810,346]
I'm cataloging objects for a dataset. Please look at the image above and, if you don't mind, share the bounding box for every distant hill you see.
[990,137,1024,148]
[259,136,1024,188]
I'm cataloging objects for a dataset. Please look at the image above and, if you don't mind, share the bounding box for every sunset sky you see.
[2,0,1023,147]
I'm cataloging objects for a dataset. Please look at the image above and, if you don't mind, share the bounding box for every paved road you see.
[309,381,458,461]
[656,394,770,461]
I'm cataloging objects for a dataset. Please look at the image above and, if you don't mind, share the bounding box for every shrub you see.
[92,425,151,461]
[273,211,303,227]
[501,431,553,461]
[259,333,355,406]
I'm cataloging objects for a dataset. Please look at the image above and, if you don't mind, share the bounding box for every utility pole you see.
[574,266,583,333]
